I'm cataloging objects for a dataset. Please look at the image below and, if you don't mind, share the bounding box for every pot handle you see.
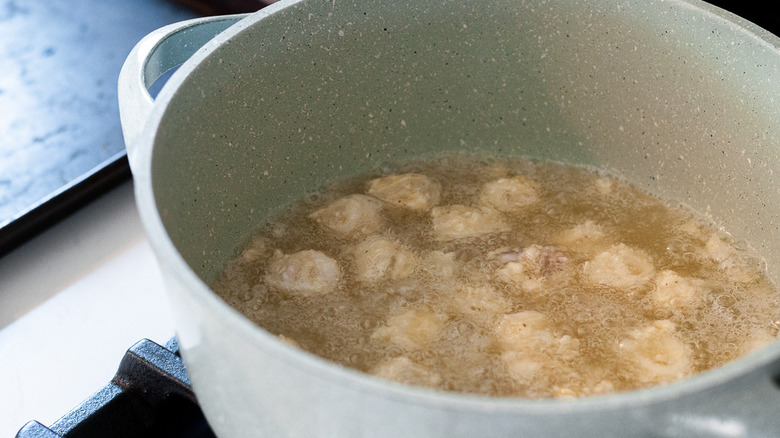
[118,14,249,172]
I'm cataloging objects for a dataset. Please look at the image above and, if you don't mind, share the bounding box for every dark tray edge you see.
[0,151,131,259]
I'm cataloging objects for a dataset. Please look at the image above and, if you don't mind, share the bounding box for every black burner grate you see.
[16,338,215,438]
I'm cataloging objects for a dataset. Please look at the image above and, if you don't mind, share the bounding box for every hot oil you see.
[211,154,780,398]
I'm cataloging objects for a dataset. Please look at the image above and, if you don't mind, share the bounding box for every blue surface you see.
[0,0,197,230]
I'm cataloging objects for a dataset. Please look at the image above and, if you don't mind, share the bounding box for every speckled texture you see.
[150,0,780,285]
[134,1,780,436]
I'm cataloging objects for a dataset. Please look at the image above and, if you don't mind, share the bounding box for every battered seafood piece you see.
[423,250,460,280]
[496,244,570,292]
[448,285,510,317]
[495,311,552,349]
[277,334,300,347]
[479,175,540,214]
[373,308,446,351]
[309,194,384,238]
[593,177,613,195]
[740,328,778,356]
[367,173,441,211]
[495,311,579,359]
[238,236,269,262]
[677,218,711,241]
[705,235,763,284]
[264,250,341,296]
[619,320,692,385]
[704,235,738,263]
[496,311,580,386]
[430,205,510,241]
[583,243,655,288]
[650,270,706,311]
[373,356,442,387]
[554,220,611,256]
[350,236,417,283]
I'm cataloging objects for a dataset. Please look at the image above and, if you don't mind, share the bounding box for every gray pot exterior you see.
[121,0,780,436]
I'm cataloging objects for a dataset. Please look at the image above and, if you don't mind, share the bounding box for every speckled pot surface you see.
[120,1,780,436]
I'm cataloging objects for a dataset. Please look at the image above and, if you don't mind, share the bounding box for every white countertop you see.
[0,180,175,437]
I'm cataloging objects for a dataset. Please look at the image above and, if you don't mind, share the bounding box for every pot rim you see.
[131,0,780,414]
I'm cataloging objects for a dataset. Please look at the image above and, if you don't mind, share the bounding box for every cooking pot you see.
[118,1,780,436]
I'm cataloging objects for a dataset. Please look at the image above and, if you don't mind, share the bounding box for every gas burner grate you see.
[16,338,215,438]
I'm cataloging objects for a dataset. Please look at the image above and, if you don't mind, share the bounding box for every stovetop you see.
[0,181,178,437]
[16,338,215,438]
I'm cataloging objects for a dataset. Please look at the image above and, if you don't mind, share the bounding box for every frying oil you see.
[212,154,779,398]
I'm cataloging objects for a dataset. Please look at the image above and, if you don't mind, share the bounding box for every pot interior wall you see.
[149,0,780,285]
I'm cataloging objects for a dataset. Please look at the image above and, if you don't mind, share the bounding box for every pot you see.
[118,1,780,436]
